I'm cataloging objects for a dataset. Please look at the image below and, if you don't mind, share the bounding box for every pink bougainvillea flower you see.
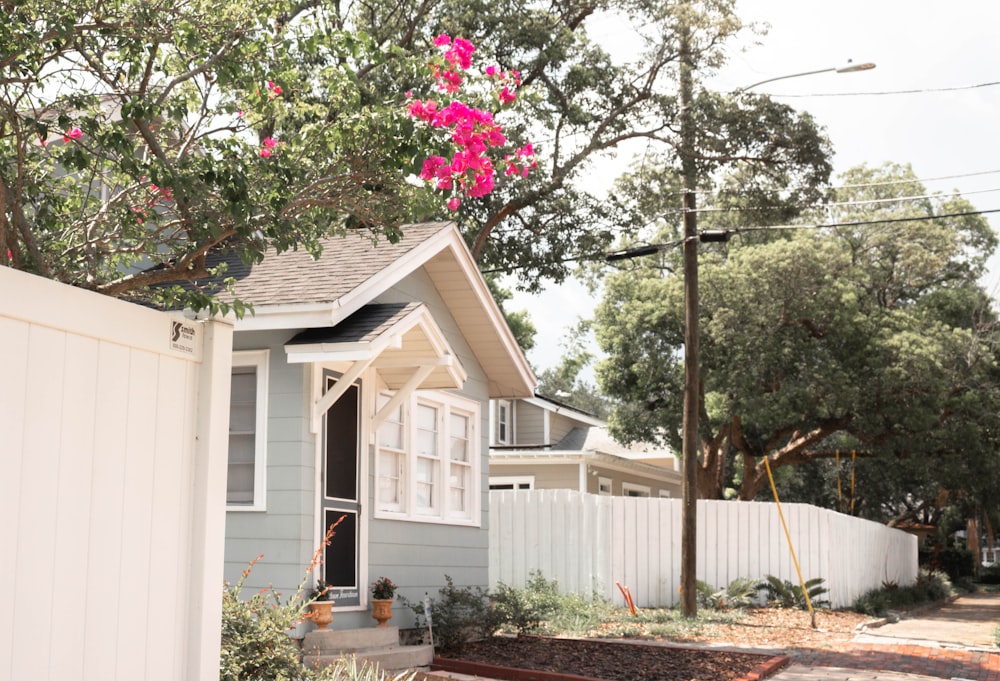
[267,81,283,96]
[447,197,461,211]
[498,86,516,105]
[434,34,452,47]
[262,136,278,148]
[485,65,498,77]
[446,38,475,70]
[62,127,82,142]
[259,148,272,158]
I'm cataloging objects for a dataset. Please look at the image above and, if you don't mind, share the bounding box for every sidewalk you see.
[772,591,1000,681]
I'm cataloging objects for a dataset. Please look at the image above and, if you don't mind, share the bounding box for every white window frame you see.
[375,390,481,526]
[227,349,269,511]
[489,475,535,491]
[495,398,513,445]
[623,482,651,498]
[598,477,613,496]
[658,489,672,498]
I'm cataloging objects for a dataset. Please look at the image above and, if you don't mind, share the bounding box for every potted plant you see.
[308,579,334,630]
[370,576,397,627]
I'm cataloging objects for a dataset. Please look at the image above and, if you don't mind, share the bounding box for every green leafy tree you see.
[595,162,1000,506]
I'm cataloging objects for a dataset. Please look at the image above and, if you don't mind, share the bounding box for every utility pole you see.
[678,18,699,618]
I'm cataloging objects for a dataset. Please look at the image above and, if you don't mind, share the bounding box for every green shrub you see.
[221,556,309,681]
[851,569,954,616]
[695,577,760,610]
[401,576,499,652]
[490,572,562,634]
[220,519,407,681]
[920,544,976,582]
[979,563,1000,585]
[222,556,404,681]
[758,575,830,610]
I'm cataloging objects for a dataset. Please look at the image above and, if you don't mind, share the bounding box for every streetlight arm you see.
[738,61,876,92]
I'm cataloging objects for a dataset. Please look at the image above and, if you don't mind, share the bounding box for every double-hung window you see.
[376,391,480,525]
[227,350,269,510]
[495,399,512,445]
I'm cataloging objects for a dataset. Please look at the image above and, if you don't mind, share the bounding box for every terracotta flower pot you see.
[309,601,334,630]
[371,598,394,627]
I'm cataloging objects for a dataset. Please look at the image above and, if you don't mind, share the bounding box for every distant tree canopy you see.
[595,162,1000,524]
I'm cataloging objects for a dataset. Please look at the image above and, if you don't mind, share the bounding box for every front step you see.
[302,626,435,673]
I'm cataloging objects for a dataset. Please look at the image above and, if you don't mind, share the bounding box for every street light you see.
[676,55,875,617]
[738,60,876,92]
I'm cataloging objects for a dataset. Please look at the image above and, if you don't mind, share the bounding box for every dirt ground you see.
[432,609,874,681]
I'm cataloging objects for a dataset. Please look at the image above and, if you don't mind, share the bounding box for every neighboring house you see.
[214,221,535,629]
[488,395,681,498]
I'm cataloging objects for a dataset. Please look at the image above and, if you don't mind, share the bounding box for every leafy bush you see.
[402,575,499,652]
[696,577,761,610]
[851,569,953,616]
[221,555,310,681]
[491,572,562,634]
[979,563,1000,585]
[919,544,976,582]
[759,575,830,610]
[221,519,396,681]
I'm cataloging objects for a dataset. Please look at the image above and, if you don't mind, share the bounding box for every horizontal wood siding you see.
[225,330,315,597]
[491,462,581,490]
[489,490,918,609]
[513,402,546,445]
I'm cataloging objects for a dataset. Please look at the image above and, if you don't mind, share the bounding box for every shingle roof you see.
[285,302,420,345]
[197,222,450,307]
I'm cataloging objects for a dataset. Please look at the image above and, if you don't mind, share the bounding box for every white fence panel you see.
[0,267,233,681]
[489,490,918,609]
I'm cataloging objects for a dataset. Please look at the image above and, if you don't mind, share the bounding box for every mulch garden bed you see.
[431,635,790,681]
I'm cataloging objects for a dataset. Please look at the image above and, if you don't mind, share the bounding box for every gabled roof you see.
[284,302,467,390]
[216,222,535,398]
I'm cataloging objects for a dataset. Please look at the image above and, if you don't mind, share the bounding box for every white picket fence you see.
[489,489,918,609]
[1,267,234,681]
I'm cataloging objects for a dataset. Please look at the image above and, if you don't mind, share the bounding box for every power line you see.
[685,187,1000,216]
[770,80,1000,98]
[485,207,1000,276]
[736,207,1000,234]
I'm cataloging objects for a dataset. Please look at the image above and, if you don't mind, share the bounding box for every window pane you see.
[416,404,438,456]
[416,458,436,509]
[379,417,403,450]
[449,464,469,513]
[227,462,254,504]
[378,451,401,505]
[228,366,257,505]
[450,413,469,462]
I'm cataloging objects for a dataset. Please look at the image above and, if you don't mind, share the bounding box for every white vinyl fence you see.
[0,267,233,681]
[489,489,918,609]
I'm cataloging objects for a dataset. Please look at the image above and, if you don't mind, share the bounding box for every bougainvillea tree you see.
[0,1,530,313]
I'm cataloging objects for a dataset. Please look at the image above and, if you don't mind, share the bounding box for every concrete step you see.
[302,626,435,673]
[303,626,401,654]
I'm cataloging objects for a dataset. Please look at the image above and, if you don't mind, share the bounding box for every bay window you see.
[376,391,480,525]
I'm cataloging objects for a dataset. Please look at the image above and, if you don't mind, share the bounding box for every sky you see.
[509,0,1000,374]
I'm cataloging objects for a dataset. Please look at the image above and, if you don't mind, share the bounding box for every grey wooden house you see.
[218,221,535,630]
